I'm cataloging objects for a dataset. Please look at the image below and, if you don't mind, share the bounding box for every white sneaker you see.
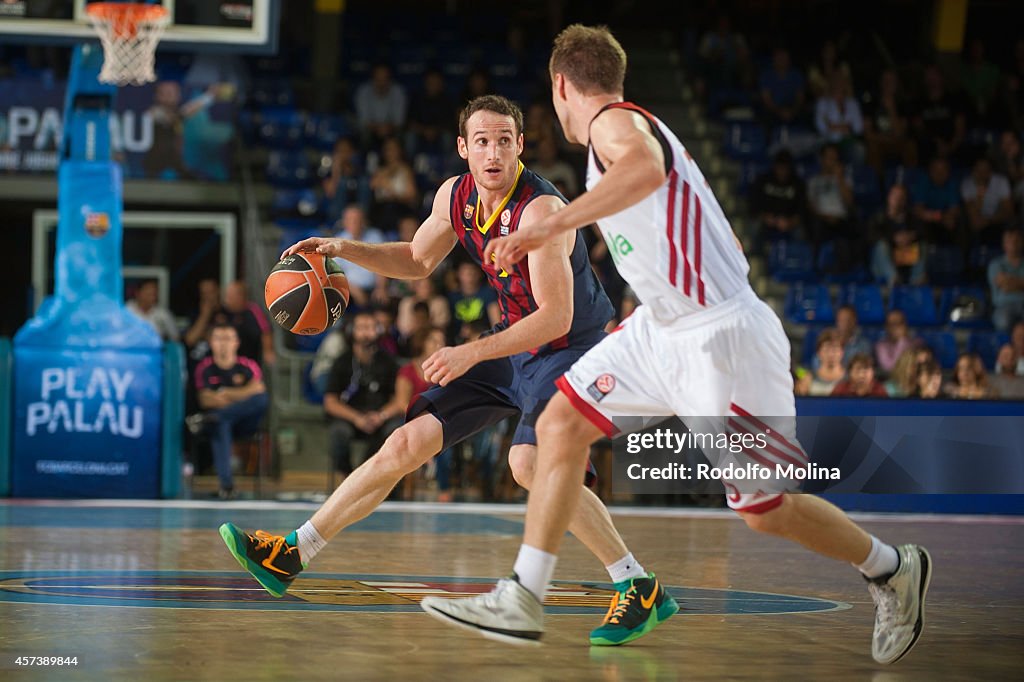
[867,544,932,664]
[420,576,544,646]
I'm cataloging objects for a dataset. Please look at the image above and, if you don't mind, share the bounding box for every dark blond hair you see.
[549,24,626,95]
[458,95,524,139]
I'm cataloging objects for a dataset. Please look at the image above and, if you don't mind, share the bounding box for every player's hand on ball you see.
[423,345,478,387]
[280,237,346,261]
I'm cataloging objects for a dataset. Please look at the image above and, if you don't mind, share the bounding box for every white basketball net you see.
[86,3,170,86]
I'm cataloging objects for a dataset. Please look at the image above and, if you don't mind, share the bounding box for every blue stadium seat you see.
[722,122,767,161]
[801,326,822,365]
[968,243,999,280]
[738,160,769,196]
[860,326,885,346]
[251,79,296,108]
[940,286,989,328]
[916,331,959,369]
[890,285,939,326]
[817,242,870,283]
[304,114,353,152]
[258,108,306,149]
[794,158,820,180]
[968,331,1010,370]
[850,164,882,217]
[275,219,325,255]
[838,283,886,325]
[768,240,815,282]
[925,244,965,286]
[272,189,323,220]
[266,151,315,188]
[784,283,835,324]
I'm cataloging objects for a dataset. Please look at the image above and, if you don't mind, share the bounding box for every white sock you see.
[855,535,899,579]
[606,552,647,583]
[295,521,327,564]
[513,544,557,601]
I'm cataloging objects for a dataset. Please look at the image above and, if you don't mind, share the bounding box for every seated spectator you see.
[355,63,407,150]
[992,131,1024,219]
[322,137,371,225]
[911,156,962,246]
[397,277,451,339]
[323,311,402,476]
[223,280,274,367]
[988,227,1024,330]
[912,65,968,164]
[808,144,860,271]
[960,39,1001,127]
[695,14,754,101]
[908,359,944,398]
[863,68,917,175]
[809,328,846,395]
[751,149,805,252]
[449,260,500,338]
[127,279,179,341]
[946,352,996,399]
[759,47,805,126]
[406,69,456,156]
[530,136,579,198]
[995,320,1024,375]
[875,309,915,375]
[884,348,921,397]
[333,205,389,309]
[835,304,874,364]
[521,101,560,164]
[807,39,852,100]
[184,278,223,362]
[459,68,491,106]
[189,323,268,499]
[374,305,401,357]
[369,136,418,235]
[870,184,925,285]
[962,156,1015,246]
[815,72,863,153]
[831,353,888,397]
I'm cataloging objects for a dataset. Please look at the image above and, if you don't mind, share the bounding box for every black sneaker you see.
[218,523,305,598]
[590,573,679,646]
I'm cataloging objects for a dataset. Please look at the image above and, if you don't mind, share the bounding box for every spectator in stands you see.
[332,205,389,309]
[912,65,967,164]
[374,306,401,357]
[960,39,1001,127]
[996,320,1024,375]
[875,309,915,375]
[814,72,863,153]
[222,280,274,367]
[355,63,407,150]
[759,47,805,127]
[398,301,431,357]
[863,69,917,175]
[448,260,500,339]
[988,227,1024,330]
[835,304,873,364]
[962,156,1015,246]
[909,359,943,399]
[808,144,860,271]
[751,149,805,252]
[396,276,451,339]
[190,323,268,499]
[530,136,578,198]
[696,14,753,99]
[992,131,1024,218]
[322,137,371,225]
[521,101,559,165]
[885,348,921,397]
[460,68,491,105]
[870,184,925,286]
[406,69,456,157]
[369,136,418,235]
[1004,39,1024,131]
[184,278,223,361]
[127,279,179,341]
[831,353,888,397]
[807,38,852,100]
[912,156,962,246]
[809,328,846,395]
[946,352,995,399]
[323,311,402,477]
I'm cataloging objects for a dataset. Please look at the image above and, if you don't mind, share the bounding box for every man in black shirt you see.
[324,310,402,475]
[750,149,806,254]
[913,65,968,164]
[222,280,274,367]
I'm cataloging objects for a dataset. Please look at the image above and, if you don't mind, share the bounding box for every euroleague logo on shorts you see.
[586,373,616,403]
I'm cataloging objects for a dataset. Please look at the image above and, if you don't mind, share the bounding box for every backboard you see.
[0,0,280,53]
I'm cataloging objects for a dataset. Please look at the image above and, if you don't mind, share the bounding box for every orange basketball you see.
[265,252,350,335]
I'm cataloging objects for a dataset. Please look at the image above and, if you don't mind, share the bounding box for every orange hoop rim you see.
[85,2,169,25]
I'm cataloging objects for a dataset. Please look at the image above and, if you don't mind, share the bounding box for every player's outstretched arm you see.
[280,178,459,280]
[486,110,666,270]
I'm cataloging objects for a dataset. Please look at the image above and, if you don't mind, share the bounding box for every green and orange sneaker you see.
[589,573,678,646]
[219,523,305,598]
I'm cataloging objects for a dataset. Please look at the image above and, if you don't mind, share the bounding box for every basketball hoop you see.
[86,2,170,86]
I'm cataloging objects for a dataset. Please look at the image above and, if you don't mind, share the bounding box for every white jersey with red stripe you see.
[586,102,751,323]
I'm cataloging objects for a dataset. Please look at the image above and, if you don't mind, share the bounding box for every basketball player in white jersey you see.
[422,25,931,665]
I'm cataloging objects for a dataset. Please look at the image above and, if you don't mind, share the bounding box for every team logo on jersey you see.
[84,211,110,238]
[607,232,634,265]
[587,374,617,402]
[500,209,511,225]
[463,203,475,221]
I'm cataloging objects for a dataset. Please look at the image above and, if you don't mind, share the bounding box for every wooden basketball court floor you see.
[0,499,1021,681]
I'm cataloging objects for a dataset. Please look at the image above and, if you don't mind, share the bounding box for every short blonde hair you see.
[549,24,626,95]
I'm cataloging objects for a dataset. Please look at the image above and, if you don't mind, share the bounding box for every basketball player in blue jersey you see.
[220,95,677,646]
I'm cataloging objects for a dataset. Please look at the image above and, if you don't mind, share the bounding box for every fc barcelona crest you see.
[464,203,475,221]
